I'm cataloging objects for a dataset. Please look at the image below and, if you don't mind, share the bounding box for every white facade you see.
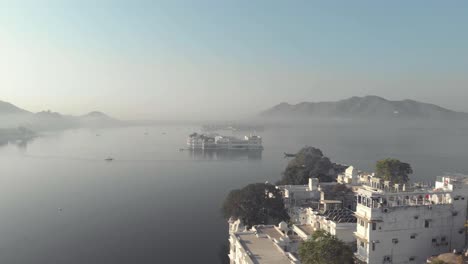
[337,166,375,185]
[292,207,357,244]
[337,166,360,185]
[187,133,263,150]
[281,178,321,204]
[186,133,216,149]
[279,178,356,216]
[354,176,468,264]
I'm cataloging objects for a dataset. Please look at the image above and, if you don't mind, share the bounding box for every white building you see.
[337,166,360,185]
[337,166,375,185]
[215,135,263,150]
[279,178,321,209]
[292,208,357,246]
[186,133,216,149]
[228,222,301,264]
[278,177,356,216]
[187,133,263,150]
[354,175,468,264]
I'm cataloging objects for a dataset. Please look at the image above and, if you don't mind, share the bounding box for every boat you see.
[284,152,296,157]
[105,157,114,161]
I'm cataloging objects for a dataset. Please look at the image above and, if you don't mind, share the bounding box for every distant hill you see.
[0,100,121,130]
[81,111,114,120]
[79,111,120,127]
[261,96,468,120]
[0,100,31,115]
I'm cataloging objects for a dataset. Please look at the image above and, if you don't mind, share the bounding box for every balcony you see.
[355,247,368,263]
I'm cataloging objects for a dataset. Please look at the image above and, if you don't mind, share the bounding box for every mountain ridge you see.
[0,100,120,130]
[0,100,31,114]
[261,96,468,120]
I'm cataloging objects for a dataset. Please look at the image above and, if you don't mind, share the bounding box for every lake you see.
[1,120,468,263]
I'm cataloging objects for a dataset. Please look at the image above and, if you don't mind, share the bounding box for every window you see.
[360,241,365,248]
[372,242,376,251]
[432,238,437,243]
[410,234,416,239]
[409,256,416,261]
[452,211,458,216]
[359,219,366,227]
[372,222,377,230]
[383,256,392,262]
[425,220,430,228]
[392,238,398,244]
[413,215,419,220]
[441,236,446,242]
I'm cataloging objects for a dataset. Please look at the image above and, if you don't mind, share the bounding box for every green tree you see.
[278,147,343,185]
[222,183,289,227]
[298,230,354,264]
[375,158,413,184]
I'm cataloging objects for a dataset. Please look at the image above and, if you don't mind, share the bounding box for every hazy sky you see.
[1,0,468,119]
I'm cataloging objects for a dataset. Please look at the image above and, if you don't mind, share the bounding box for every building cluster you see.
[187,133,263,150]
[228,166,468,264]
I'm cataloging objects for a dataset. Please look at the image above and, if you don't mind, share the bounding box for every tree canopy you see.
[375,158,413,184]
[278,147,344,185]
[298,230,354,264]
[326,183,355,209]
[222,183,289,227]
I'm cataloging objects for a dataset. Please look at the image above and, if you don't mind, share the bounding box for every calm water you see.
[1,121,468,263]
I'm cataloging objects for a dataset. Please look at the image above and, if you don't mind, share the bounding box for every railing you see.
[355,247,368,262]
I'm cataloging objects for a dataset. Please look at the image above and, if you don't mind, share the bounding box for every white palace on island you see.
[187,133,263,150]
[228,166,468,264]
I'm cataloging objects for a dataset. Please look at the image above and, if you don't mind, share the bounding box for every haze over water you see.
[1,120,468,263]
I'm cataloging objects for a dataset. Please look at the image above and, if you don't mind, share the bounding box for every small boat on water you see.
[284,152,296,158]
[105,157,114,161]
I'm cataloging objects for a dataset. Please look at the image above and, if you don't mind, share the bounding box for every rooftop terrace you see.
[232,226,299,264]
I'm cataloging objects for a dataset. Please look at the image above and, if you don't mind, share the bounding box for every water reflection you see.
[188,149,262,161]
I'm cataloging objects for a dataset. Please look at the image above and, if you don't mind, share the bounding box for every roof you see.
[321,209,357,223]
[236,233,294,264]
[295,224,315,237]
[320,200,342,204]
[255,226,284,240]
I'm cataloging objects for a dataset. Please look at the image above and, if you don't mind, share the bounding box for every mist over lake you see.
[1,120,468,263]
